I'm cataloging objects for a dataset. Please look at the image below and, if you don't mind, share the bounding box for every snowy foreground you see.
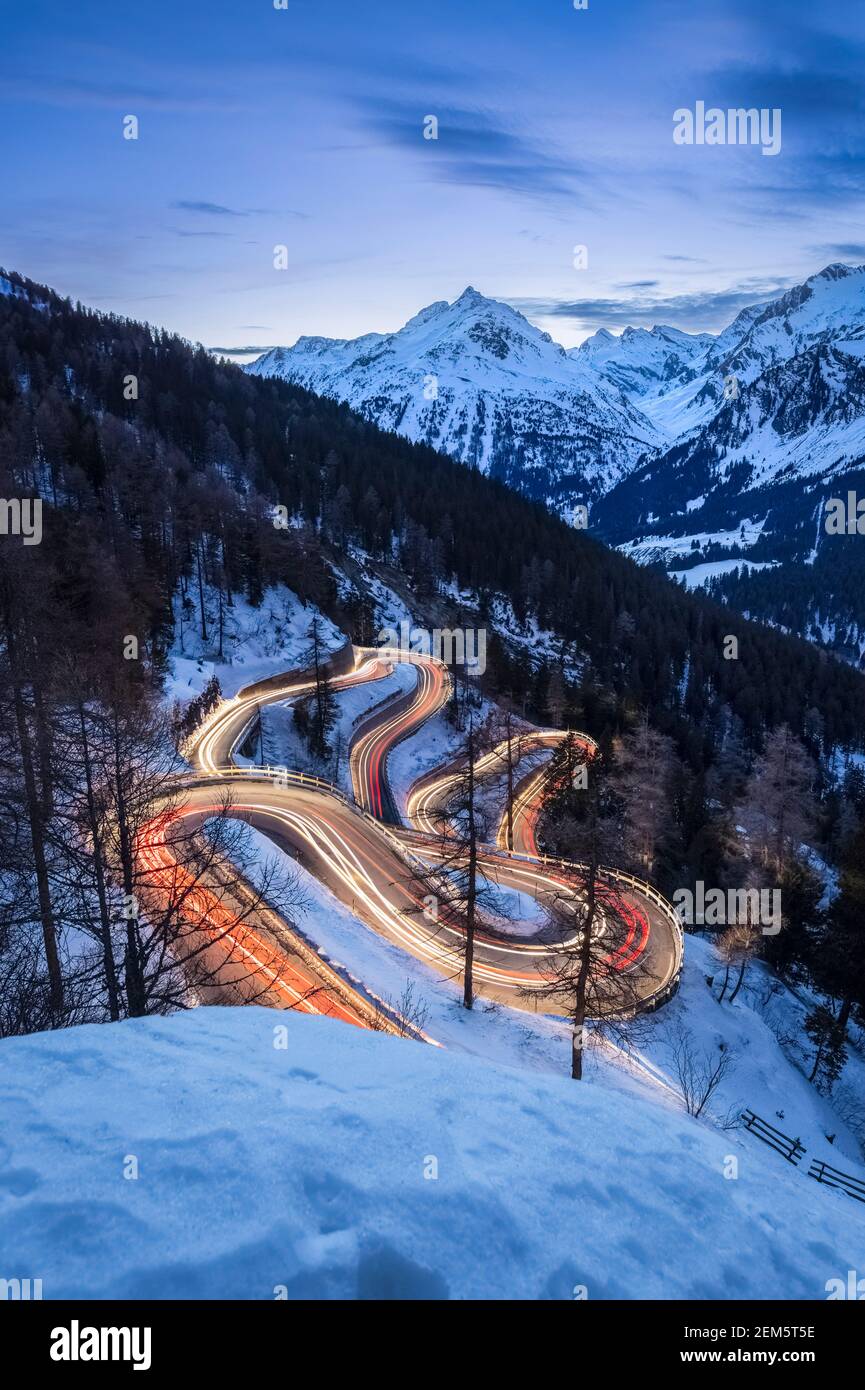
[0,1005,862,1300]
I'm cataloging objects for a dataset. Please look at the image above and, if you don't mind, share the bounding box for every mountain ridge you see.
[247,284,661,507]
[247,264,865,661]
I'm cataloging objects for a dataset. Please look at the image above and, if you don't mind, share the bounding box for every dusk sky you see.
[3,0,865,349]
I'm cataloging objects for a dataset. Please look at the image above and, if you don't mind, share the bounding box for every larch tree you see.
[525,749,652,1079]
[737,725,816,875]
[613,713,677,880]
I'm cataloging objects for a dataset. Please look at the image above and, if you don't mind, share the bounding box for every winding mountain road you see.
[142,645,683,1028]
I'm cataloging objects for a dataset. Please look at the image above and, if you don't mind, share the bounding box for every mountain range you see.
[247,285,660,511]
[248,264,865,664]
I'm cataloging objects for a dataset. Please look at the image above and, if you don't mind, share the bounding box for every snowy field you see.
[0,1002,862,1300]
[669,559,779,590]
[241,826,865,1166]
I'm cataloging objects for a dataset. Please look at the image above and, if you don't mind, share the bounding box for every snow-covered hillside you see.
[247,264,865,522]
[576,323,714,401]
[247,287,660,506]
[167,584,345,704]
[1,1002,862,1299]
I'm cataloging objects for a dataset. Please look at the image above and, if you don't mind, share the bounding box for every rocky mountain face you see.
[591,265,865,664]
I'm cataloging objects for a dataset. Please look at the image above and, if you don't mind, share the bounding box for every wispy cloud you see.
[358,97,598,203]
[170,229,236,240]
[808,243,865,262]
[171,201,250,217]
[208,344,275,356]
[511,276,797,332]
[170,200,305,223]
[0,73,241,112]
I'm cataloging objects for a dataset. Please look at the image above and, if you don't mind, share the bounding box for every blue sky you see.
[3,0,864,348]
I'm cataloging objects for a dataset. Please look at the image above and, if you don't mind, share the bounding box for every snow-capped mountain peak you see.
[575,321,715,400]
[248,288,661,503]
[590,261,865,657]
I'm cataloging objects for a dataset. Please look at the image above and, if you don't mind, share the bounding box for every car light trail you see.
[137,645,681,1026]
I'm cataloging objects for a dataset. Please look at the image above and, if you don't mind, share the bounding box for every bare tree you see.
[0,553,64,1022]
[485,701,531,851]
[369,977,430,1038]
[667,1023,736,1117]
[613,712,677,879]
[524,751,654,1078]
[412,713,509,1010]
[715,887,764,1005]
[737,725,816,875]
[53,663,311,1020]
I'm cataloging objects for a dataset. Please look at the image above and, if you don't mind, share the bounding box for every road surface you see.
[143,647,683,1024]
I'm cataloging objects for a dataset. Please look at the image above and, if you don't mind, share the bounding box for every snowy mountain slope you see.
[2,1004,862,1300]
[585,265,865,654]
[247,288,661,505]
[595,342,865,550]
[248,264,865,528]
[575,323,713,401]
[630,263,865,440]
[166,583,345,704]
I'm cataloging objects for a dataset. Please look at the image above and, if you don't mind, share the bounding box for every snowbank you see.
[0,1006,861,1300]
[243,830,865,1166]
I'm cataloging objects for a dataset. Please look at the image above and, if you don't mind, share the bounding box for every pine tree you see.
[804,1005,847,1092]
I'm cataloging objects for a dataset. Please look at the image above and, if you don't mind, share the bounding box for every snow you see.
[243,263,865,652]
[0,274,49,311]
[670,559,779,590]
[250,826,574,1068]
[620,518,768,567]
[165,585,345,705]
[241,822,865,1168]
[1,999,862,1299]
[475,874,550,935]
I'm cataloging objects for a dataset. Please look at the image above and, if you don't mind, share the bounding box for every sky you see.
[2,0,865,350]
